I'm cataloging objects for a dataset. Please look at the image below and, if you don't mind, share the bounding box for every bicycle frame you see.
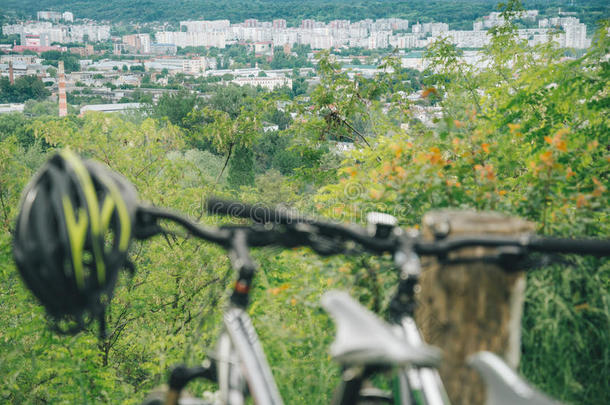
[174,238,446,405]
[219,306,283,405]
[388,241,451,405]
[396,316,450,405]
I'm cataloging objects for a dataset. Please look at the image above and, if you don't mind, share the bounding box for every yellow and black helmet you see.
[13,150,138,334]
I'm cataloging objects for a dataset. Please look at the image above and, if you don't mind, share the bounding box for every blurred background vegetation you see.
[0,4,608,404]
[0,1,608,31]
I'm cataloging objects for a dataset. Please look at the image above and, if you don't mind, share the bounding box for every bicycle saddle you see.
[468,352,563,405]
[321,290,441,367]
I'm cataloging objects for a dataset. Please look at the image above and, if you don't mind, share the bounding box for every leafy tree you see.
[151,90,199,126]
[0,75,51,103]
[267,108,292,131]
[23,99,59,117]
[130,64,145,72]
[41,51,80,73]
[228,144,255,187]
[208,84,258,119]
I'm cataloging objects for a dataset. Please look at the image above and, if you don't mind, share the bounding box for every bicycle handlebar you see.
[416,235,610,257]
[203,198,610,258]
[526,236,610,256]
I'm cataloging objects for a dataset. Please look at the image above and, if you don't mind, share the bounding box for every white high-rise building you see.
[155,31,226,48]
[564,23,587,49]
[180,20,230,32]
[37,11,62,22]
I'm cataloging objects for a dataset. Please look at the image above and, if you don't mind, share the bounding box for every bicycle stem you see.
[228,229,257,309]
[389,231,422,320]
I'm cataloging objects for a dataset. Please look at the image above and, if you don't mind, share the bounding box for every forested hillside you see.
[0,4,608,404]
[1,0,608,30]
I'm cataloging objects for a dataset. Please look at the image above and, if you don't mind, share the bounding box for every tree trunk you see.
[415,210,535,405]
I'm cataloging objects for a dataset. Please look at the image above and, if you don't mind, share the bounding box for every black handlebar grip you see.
[206,197,305,224]
[528,236,610,256]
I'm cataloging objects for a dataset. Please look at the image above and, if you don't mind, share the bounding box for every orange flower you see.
[566,167,575,179]
[454,120,464,128]
[484,165,495,181]
[395,166,407,179]
[576,194,587,208]
[592,178,607,197]
[421,87,437,98]
[382,162,393,176]
[546,131,568,152]
[468,109,477,121]
[343,166,358,177]
[390,143,403,158]
[338,265,350,273]
[508,123,521,134]
[555,128,570,137]
[429,147,442,164]
[498,190,507,196]
[481,143,490,153]
[370,189,383,200]
[540,151,554,166]
[474,164,495,180]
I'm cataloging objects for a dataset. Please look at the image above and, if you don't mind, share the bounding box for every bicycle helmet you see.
[13,150,139,335]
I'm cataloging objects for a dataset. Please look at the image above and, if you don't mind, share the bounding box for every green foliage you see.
[130,64,145,72]
[151,90,199,127]
[0,6,608,404]
[228,145,255,187]
[0,112,39,147]
[314,20,610,405]
[23,99,59,117]
[4,1,608,31]
[40,51,80,73]
[0,75,51,103]
[270,47,312,70]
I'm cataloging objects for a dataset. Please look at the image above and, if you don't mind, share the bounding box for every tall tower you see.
[8,62,14,85]
[58,61,68,117]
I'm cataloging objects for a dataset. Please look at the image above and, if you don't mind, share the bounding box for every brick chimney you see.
[8,62,14,85]
[58,61,68,117]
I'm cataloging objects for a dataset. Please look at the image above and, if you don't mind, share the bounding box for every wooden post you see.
[415,210,535,405]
